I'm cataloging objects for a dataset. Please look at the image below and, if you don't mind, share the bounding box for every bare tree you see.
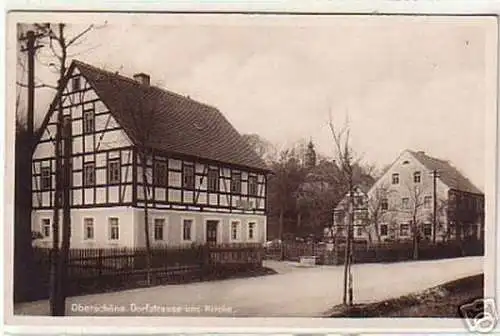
[366,184,393,244]
[328,115,357,306]
[17,22,104,315]
[268,149,306,256]
[401,183,427,260]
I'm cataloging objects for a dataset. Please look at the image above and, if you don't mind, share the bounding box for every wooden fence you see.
[265,239,484,265]
[31,243,263,301]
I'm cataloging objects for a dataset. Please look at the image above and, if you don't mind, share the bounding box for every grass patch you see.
[327,274,483,318]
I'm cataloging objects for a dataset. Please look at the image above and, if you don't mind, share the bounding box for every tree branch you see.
[67,24,94,47]
[16,81,57,90]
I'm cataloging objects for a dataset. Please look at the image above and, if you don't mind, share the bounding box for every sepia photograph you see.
[5,10,498,333]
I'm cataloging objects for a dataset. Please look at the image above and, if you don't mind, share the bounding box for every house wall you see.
[136,153,267,215]
[32,67,134,211]
[32,207,136,249]
[365,151,450,241]
[331,151,453,243]
[32,207,266,249]
[31,65,269,249]
[133,209,266,247]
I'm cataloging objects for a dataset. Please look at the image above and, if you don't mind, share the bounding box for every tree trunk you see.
[56,118,72,315]
[279,207,284,261]
[374,221,381,243]
[343,186,354,306]
[141,152,152,285]
[367,228,373,245]
[50,87,63,316]
[412,218,418,260]
[14,127,37,303]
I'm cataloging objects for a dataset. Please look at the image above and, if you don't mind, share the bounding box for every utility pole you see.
[432,169,438,244]
[19,30,43,144]
[18,28,44,303]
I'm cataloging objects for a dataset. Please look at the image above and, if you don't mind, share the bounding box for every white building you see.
[331,150,484,244]
[32,60,270,249]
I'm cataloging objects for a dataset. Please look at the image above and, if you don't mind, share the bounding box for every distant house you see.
[31,60,270,248]
[329,185,371,243]
[332,150,484,244]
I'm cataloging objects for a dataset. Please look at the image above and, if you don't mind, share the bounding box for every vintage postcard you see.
[3,9,499,334]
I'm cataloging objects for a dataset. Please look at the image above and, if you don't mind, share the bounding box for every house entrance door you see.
[206,220,219,245]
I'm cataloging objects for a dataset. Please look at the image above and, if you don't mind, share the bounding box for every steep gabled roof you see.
[44,60,269,172]
[408,150,483,195]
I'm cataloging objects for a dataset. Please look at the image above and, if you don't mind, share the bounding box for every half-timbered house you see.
[32,60,270,248]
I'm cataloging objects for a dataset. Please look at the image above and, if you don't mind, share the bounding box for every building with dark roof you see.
[368,149,484,243]
[31,60,270,248]
[330,149,484,244]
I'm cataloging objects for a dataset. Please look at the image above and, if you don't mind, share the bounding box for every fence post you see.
[98,249,103,277]
[200,245,210,280]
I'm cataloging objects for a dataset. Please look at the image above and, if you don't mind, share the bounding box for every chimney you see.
[133,72,150,86]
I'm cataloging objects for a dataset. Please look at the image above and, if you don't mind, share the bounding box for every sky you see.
[14,14,496,191]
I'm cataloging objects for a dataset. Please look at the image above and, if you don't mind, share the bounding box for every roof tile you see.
[74,60,269,172]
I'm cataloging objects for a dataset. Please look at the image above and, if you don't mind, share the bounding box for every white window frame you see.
[83,108,95,134]
[40,166,51,191]
[83,162,96,186]
[83,217,95,241]
[108,158,121,184]
[72,76,81,91]
[182,164,195,190]
[424,196,432,209]
[154,161,167,186]
[400,224,410,237]
[230,219,241,242]
[381,198,388,211]
[248,175,258,196]
[181,217,195,243]
[231,171,242,194]
[423,223,432,237]
[153,217,166,241]
[108,217,120,241]
[41,218,51,239]
[207,168,219,193]
[392,173,400,185]
[247,221,258,241]
[401,197,409,209]
[380,223,388,236]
